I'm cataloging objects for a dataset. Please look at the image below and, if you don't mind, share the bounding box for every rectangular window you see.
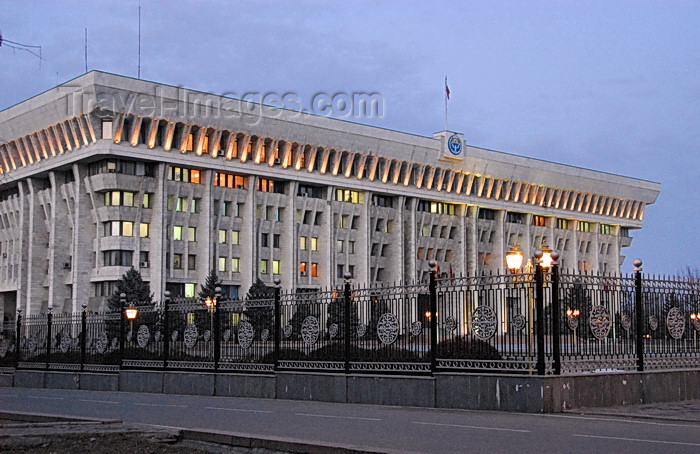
[218,229,227,243]
[190,199,198,213]
[273,234,280,248]
[335,189,363,204]
[273,260,280,275]
[300,237,307,250]
[348,265,355,278]
[477,208,496,220]
[139,223,149,238]
[578,221,590,233]
[339,215,349,228]
[185,283,196,298]
[261,233,269,248]
[142,193,150,208]
[299,262,307,275]
[218,256,227,272]
[311,262,319,277]
[232,230,240,245]
[337,264,344,279]
[599,224,611,235]
[213,171,246,189]
[188,254,196,270]
[173,253,183,269]
[533,215,547,227]
[167,195,174,211]
[101,119,113,139]
[620,227,630,238]
[188,227,197,241]
[337,240,344,253]
[348,241,355,254]
[266,206,274,221]
[105,191,137,207]
[311,237,318,251]
[231,258,240,273]
[557,218,570,230]
[168,166,201,183]
[260,259,268,274]
[173,226,183,241]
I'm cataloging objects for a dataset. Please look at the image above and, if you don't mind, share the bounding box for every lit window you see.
[533,215,547,227]
[299,262,307,274]
[339,215,349,228]
[600,224,611,235]
[173,226,183,241]
[213,172,246,188]
[173,253,183,269]
[300,237,307,250]
[231,258,240,272]
[311,237,318,251]
[218,256,227,272]
[185,283,195,298]
[176,197,188,212]
[218,229,227,243]
[142,193,150,208]
[139,223,149,238]
[311,262,319,277]
[557,219,570,229]
[421,225,429,236]
[273,260,280,275]
[260,259,268,274]
[188,227,197,242]
[578,221,590,233]
[232,230,240,245]
[335,189,363,204]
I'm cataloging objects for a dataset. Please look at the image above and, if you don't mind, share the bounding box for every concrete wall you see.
[4,369,700,413]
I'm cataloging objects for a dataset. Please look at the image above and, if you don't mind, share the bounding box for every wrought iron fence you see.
[9,264,700,375]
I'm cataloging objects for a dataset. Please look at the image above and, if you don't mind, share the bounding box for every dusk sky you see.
[1,1,698,274]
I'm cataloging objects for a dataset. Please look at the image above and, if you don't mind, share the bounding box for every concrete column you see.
[240,177,255,294]
[150,163,167,302]
[71,164,93,311]
[404,197,417,280]
[494,210,506,273]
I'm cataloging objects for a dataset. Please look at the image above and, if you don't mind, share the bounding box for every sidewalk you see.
[570,399,700,423]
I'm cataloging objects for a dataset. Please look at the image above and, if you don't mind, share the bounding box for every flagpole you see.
[444,76,449,132]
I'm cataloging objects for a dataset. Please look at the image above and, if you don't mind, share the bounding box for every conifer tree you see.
[106,267,153,312]
[199,269,223,299]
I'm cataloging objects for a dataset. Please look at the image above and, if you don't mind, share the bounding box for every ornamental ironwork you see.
[95,332,108,353]
[183,324,198,349]
[126,331,133,343]
[86,338,93,349]
[154,330,162,342]
[0,339,7,358]
[111,337,118,350]
[471,306,497,341]
[301,316,320,345]
[620,314,632,332]
[376,313,399,345]
[28,335,37,354]
[60,335,71,353]
[567,315,579,331]
[693,318,700,332]
[666,307,685,340]
[223,329,231,341]
[649,315,659,331]
[283,324,293,338]
[137,325,150,348]
[171,330,179,342]
[589,305,611,339]
[511,314,526,332]
[410,321,422,336]
[261,329,270,342]
[328,324,339,338]
[356,323,367,338]
[203,330,211,342]
[444,316,457,332]
[238,321,254,349]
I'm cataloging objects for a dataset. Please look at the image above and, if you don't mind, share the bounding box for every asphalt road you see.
[1,387,699,453]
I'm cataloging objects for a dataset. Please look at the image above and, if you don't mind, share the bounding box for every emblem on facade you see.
[447,134,463,156]
[238,321,254,349]
[589,305,611,339]
[471,306,497,340]
[377,313,399,345]
[666,307,685,340]
[137,325,150,348]
[301,316,320,345]
[183,324,198,349]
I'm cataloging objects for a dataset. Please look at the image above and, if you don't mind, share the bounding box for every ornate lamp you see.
[506,246,524,274]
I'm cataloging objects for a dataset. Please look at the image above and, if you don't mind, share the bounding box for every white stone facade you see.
[0,72,660,316]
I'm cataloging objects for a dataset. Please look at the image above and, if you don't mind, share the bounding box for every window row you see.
[104,191,150,208]
[103,221,149,238]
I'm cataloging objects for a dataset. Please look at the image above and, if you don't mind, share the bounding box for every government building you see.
[0,72,660,317]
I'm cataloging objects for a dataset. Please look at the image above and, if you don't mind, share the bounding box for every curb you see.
[564,410,700,423]
[0,410,121,425]
[181,428,422,454]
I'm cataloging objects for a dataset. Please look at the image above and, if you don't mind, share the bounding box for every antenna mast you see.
[137,0,141,79]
